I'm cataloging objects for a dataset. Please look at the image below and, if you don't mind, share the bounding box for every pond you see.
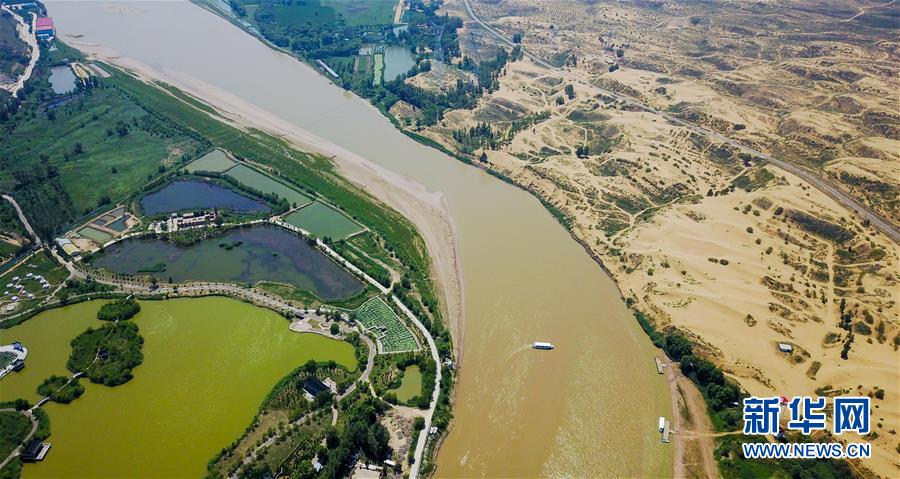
[389,364,422,402]
[0,298,356,478]
[48,65,77,94]
[382,44,416,82]
[91,225,364,300]
[139,179,271,216]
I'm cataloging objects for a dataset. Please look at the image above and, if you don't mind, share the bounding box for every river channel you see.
[47,2,672,476]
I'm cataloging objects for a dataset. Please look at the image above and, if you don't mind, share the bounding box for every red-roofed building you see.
[35,17,54,40]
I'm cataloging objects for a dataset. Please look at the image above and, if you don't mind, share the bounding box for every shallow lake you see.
[383,44,416,81]
[139,179,270,215]
[0,298,356,478]
[48,65,77,94]
[92,225,364,300]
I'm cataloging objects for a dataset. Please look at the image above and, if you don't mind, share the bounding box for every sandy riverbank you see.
[61,39,466,356]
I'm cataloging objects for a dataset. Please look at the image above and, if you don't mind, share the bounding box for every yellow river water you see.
[41,2,673,476]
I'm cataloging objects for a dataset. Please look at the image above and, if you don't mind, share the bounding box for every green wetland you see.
[91,225,364,300]
[0,297,356,478]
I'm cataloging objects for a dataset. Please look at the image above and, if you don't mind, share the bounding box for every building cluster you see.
[54,238,81,258]
[35,16,53,40]
[149,211,218,234]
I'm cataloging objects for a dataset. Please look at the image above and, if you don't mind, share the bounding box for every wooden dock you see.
[655,357,664,374]
[662,420,671,443]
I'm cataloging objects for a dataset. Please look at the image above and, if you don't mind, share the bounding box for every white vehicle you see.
[658,417,666,432]
[533,341,554,350]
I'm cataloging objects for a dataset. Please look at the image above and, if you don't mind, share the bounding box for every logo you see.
[741,395,871,459]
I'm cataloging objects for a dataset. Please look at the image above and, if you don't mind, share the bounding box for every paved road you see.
[2,194,41,246]
[460,0,899,244]
[0,7,39,97]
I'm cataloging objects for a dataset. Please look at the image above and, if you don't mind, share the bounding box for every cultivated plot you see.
[225,164,313,207]
[354,297,418,353]
[283,202,364,240]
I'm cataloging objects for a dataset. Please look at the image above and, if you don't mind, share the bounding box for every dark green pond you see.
[92,225,364,300]
[139,180,270,216]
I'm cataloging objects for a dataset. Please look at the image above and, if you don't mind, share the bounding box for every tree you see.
[512,32,522,43]
[565,84,575,100]
[479,151,488,163]
[616,48,625,58]
[662,333,693,360]
[330,322,340,335]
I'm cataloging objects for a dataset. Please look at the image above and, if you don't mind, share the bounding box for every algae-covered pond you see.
[92,225,364,300]
[0,297,356,478]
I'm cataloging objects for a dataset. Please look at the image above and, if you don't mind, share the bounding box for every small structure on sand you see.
[777,343,793,353]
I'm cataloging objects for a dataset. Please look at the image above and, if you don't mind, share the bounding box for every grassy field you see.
[225,164,313,207]
[185,148,235,173]
[354,297,417,353]
[0,86,204,216]
[283,202,364,240]
[324,0,395,26]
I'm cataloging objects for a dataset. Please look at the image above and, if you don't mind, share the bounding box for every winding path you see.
[460,0,899,244]
[0,6,39,98]
[2,194,40,246]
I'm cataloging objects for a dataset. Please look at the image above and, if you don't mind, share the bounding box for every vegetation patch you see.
[67,321,144,386]
[786,210,853,243]
[96,298,141,321]
[36,375,85,404]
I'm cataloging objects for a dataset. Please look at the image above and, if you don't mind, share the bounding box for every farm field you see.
[185,149,236,173]
[283,202,364,240]
[354,297,417,353]
[373,53,384,86]
[225,164,312,207]
[323,0,395,26]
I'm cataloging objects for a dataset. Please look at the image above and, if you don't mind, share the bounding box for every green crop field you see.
[324,0,395,26]
[283,202,364,240]
[225,164,312,207]
[271,1,336,25]
[373,53,384,86]
[186,149,236,173]
[354,297,418,353]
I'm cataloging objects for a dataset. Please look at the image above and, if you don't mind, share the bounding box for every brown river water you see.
[46,2,672,476]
